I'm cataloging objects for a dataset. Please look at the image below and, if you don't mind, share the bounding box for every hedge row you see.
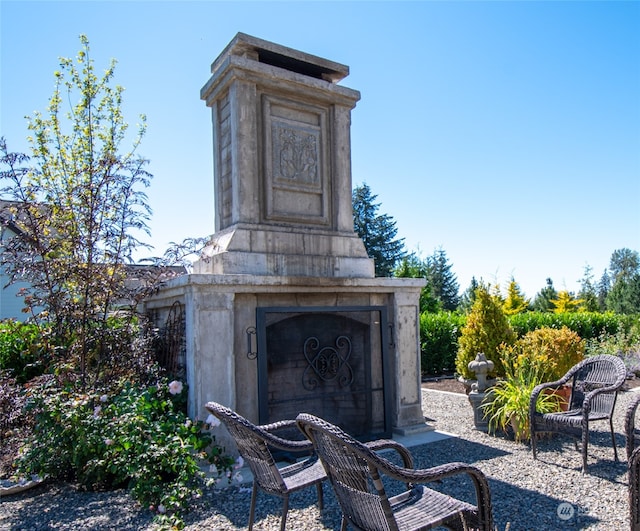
[420,311,639,377]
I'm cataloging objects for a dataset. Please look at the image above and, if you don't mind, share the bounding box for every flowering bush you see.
[17,378,236,529]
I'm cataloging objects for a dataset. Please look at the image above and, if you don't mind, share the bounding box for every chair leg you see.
[582,430,589,474]
[610,417,619,462]
[248,481,258,530]
[340,515,348,531]
[531,429,537,459]
[316,482,324,510]
[280,495,290,531]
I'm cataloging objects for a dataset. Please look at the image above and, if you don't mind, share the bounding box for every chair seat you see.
[280,457,326,491]
[392,485,478,531]
[539,408,610,426]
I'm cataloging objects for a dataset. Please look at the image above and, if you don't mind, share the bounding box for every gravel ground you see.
[1,388,637,530]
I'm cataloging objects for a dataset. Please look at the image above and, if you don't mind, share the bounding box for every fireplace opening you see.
[256,306,392,440]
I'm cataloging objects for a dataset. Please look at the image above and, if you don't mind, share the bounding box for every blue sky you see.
[1,1,639,299]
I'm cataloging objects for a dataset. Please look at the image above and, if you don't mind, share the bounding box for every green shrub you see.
[585,317,640,373]
[456,287,516,379]
[18,378,236,529]
[504,326,585,383]
[420,312,465,375]
[508,311,628,340]
[0,320,52,384]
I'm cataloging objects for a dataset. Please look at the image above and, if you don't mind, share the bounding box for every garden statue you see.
[467,352,495,431]
[468,352,494,393]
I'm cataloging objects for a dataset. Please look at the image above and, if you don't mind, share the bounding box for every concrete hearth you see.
[146,33,428,451]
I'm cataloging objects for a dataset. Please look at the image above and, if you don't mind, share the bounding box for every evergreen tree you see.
[459,277,483,314]
[352,183,405,277]
[395,253,441,313]
[609,248,640,279]
[502,278,530,315]
[394,248,459,312]
[425,247,460,311]
[578,265,599,312]
[597,270,611,311]
[533,278,557,312]
[456,285,516,379]
[550,290,583,313]
[605,248,640,314]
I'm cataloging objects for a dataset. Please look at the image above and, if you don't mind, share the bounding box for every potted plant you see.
[482,348,563,442]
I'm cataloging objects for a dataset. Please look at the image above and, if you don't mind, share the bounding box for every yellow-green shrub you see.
[501,326,585,383]
[456,287,516,379]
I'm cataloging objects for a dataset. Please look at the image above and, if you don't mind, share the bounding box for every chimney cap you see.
[211,32,349,83]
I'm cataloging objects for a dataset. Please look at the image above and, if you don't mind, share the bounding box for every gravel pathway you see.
[1,388,637,530]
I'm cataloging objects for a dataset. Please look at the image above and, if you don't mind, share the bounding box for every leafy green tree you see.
[352,182,405,277]
[532,278,558,312]
[502,278,530,315]
[0,36,154,384]
[578,265,600,312]
[605,248,640,314]
[609,248,640,279]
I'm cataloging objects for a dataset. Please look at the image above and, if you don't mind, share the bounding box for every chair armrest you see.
[626,393,640,432]
[529,379,568,418]
[625,393,640,458]
[365,439,414,469]
[260,419,298,433]
[381,460,493,528]
[256,419,314,453]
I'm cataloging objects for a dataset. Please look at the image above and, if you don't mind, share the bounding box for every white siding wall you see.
[0,226,28,321]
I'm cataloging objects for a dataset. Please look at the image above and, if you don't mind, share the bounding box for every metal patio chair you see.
[296,412,494,531]
[205,401,326,531]
[529,354,627,474]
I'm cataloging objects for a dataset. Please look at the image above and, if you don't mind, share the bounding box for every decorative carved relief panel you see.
[262,95,330,226]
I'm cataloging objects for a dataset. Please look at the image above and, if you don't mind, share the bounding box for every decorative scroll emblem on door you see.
[302,335,353,391]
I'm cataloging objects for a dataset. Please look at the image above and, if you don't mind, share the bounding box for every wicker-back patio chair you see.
[529,354,626,474]
[205,402,326,531]
[629,446,640,530]
[625,393,640,461]
[296,412,494,531]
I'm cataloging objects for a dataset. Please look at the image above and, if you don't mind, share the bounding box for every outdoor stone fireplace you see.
[145,33,428,451]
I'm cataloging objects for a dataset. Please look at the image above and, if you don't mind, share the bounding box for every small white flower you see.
[99,394,108,403]
[234,456,244,470]
[104,438,114,446]
[157,504,166,514]
[168,380,183,395]
[233,471,243,483]
[184,419,192,428]
[205,414,220,427]
[93,406,102,418]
